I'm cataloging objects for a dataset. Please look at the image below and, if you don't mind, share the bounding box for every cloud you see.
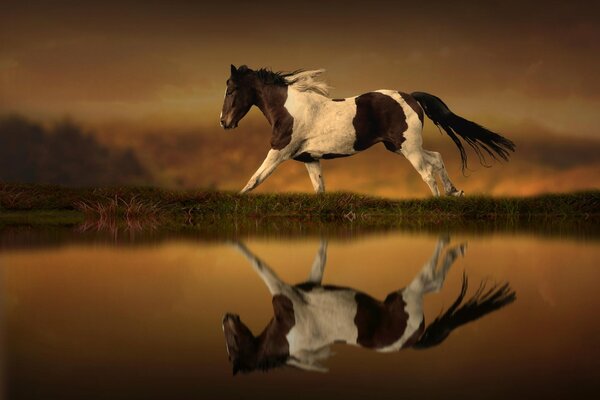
[89,118,600,197]
[1,0,599,194]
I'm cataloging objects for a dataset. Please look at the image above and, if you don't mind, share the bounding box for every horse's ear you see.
[230,64,237,76]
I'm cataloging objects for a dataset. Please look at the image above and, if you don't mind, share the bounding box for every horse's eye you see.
[227,89,236,96]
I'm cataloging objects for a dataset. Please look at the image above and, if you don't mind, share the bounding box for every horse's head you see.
[222,312,258,375]
[220,64,256,129]
[222,295,296,375]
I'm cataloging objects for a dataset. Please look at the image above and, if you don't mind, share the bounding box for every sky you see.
[1,0,599,195]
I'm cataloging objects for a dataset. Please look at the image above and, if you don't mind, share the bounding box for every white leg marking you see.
[231,241,285,295]
[423,150,463,196]
[407,237,446,293]
[220,88,226,127]
[407,237,467,295]
[403,149,440,197]
[305,161,325,193]
[307,239,328,284]
[240,149,287,194]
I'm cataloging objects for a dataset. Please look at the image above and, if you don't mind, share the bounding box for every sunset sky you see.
[1,0,599,196]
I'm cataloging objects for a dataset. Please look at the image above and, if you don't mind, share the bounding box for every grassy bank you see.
[1,183,598,226]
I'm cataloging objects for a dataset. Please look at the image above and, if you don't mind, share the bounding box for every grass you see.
[0,183,598,238]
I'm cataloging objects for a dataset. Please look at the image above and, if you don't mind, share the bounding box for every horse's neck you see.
[254,85,286,126]
[255,317,290,361]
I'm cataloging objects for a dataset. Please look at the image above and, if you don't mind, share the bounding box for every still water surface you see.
[0,231,599,399]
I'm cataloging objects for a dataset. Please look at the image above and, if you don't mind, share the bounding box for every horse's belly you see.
[304,132,357,157]
[302,120,358,157]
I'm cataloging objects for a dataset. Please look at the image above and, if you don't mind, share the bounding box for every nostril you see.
[223,313,237,321]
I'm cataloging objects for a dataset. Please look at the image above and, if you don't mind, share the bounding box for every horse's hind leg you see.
[423,150,464,196]
[401,149,440,197]
[396,237,465,337]
[434,242,468,287]
[392,124,440,196]
[305,161,325,193]
[307,239,328,284]
[407,238,467,295]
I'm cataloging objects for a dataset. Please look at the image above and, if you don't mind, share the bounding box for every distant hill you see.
[0,115,151,186]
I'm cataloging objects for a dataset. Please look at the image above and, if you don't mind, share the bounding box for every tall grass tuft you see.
[74,194,163,233]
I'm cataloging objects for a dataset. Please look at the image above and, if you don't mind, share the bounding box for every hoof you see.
[447,189,464,197]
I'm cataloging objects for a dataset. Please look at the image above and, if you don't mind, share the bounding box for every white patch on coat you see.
[286,288,359,358]
[219,88,226,127]
[284,286,426,363]
[281,89,427,161]
[283,88,359,158]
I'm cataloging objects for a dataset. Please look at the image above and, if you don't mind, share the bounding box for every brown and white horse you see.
[222,238,516,374]
[220,65,515,196]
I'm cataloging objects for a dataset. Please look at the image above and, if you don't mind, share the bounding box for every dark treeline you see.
[0,115,151,186]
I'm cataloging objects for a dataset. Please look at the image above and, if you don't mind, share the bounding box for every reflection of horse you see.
[219,65,515,196]
[222,239,516,374]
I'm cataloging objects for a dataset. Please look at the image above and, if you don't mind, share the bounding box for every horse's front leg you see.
[305,161,325,193]
[307,239,328,284]
[240,149,287,194]
[230,241,286,295]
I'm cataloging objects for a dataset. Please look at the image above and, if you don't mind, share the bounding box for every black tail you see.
[412,274,516,349]
[411,92,516,171]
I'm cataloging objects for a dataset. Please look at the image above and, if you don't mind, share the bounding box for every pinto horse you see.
[222,238,516,374]
[220,65,515,196]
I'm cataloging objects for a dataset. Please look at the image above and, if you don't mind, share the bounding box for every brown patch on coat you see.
[246,294,296,373]
[255,85,294,150]
[399,92,424,125]
[271,294,295,327]
[293,152,316,163]
[354,291,409,348]
[322,153,351,159]
[293,152,352,162]
[295,282,353,292]
[352,92,408,152]
[227,294,297,375]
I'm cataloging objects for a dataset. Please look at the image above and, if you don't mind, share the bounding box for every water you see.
[0,229,599,399]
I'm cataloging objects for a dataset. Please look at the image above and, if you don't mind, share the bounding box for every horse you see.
[222,238,516,374]
[219,65,515,196]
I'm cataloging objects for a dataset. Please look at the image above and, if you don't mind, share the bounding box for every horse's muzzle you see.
[220,119,238,130]
[222,313,240,323]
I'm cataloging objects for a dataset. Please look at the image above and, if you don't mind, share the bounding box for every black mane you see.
[237,65,304,87]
